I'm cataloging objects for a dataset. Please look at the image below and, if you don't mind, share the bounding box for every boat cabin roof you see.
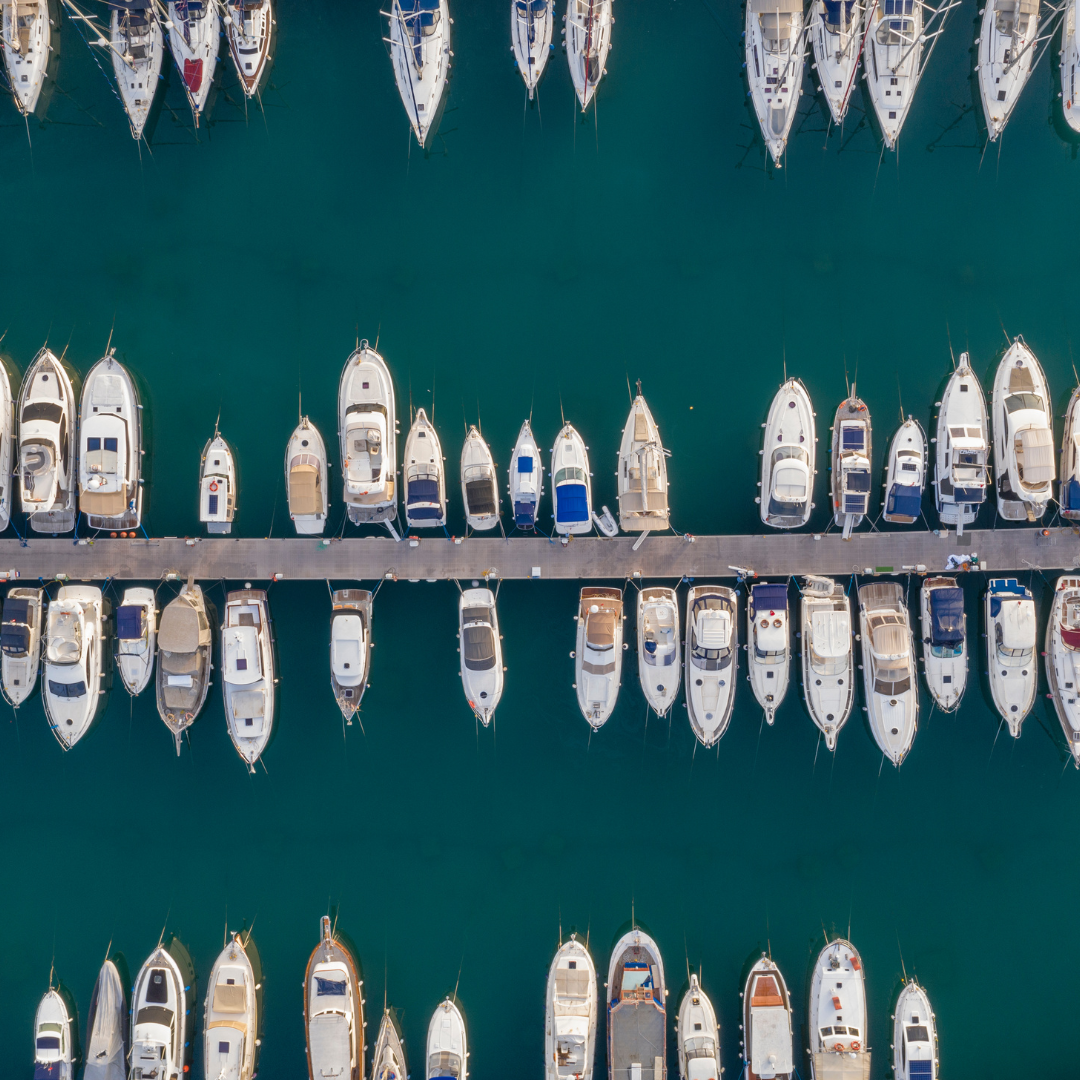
[811,609,850,657]
[159,595,208,652]
[223,626,262,684]
[999,600,1035,650]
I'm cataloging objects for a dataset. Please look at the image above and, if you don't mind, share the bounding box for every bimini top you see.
[887,484,922,520]
[928,587,964,646]
[159,598,206,653]
[1,598,31,655]
[1016,427,1054,483]
[750,583,788,617]
[289,457,321,515]
[117,604,145,641]
[556,481,589,523]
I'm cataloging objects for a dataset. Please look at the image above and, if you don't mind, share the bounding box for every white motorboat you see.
[286,416,329,535]
[339,342,398,528]
[84,958,127,1080]
[512,0,553,99]
[637,586,680,717]
[388,0,450,148]
[372,1010,407,1080]
[810,0,866,123]
[427,998,467,1080]
[741,955,793,1080]
[1064,0,1080,132]
[544,935,596,1080]
[1059,385,1080,521]
[618,387,670,533]
[1046,575,1080,766]
[204,932,259,1080]
[745,0,807,165]
[919,576,965,712]
[2,0,52,115]
[574,586,624,728]
[564,0,612,111]
[0,357,14,532]
[977,0,1039,140]
[459,586,504,725]
[18,347,76,535]
[404,407,446,529]
[1,586,44,706]
[200,425,237,534]
[892,980,938,1080]
[330,589,372,723]
[166,0,219,122]
[882,417,926,525]
[985,578,1036,736]
[685,585,737,746]
[305,916,363,1080]
[110,0,163,140]
[43,584,108,750]
[226,0,272,97]
[461,426,500,531]
[759,378,815,530]
[676,973,718,1080]
[858,582,919,766]
[79,351,143,532]
[509,419,543,531]
[551,423,592,536]
[809,938,869,1078]
[606,929,666,1080]
[34,987,74,1080]
[831,389,872,539]
[130,945,189,1080]
[933,352,989,536]
[116,586,155,696]
[748,581,790,725]
[222,588,275,770]
[156,580,213,753]
[799,576,854,750]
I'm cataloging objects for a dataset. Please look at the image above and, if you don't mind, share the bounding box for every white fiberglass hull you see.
[809,939,868,1075]
[918,577,966,712]
[800,578,854,749]
[2,0,52,116]
[810,0,863,123]
[617,393,669,532]
[204,933,258,1080]
[330,589,371,721]
[461,426,500,531]
[685,586,737,746]
[389,0,450,147]
[1046,575,1080,765]
[1063,0,1080,132]
[339,343,398,525]
[565,0,612,110]
[893,981,938,1080]
[934,353,989,531]
[512,0,553,98]
[371,1011,407,1080]
[508,420,543,530]
[34,988,74,1080]
[427,999,467,1080]
[977,0,1037,140]
[575,586,623,728]
[749,582,790,724]
[84,959,127,1080]
[111,4,163,140]
[882,417,926,524]
[551,423,592,536]
[760,378,815,530]
[43,586,108,749]
[1060,386,1080,520]
[545,937,597,1080]
[637,586,680,716]
[167,0,219,120]
[459,587,504,725]
[0,359,12,531]
[676,974,718,1080]
[745,0,806,164]
[222,590,275,768]
[2,586,44,706]
[286,417,329,535]
[130,947,187,1080]
[985,579,1036,736]
[116,586,156,696]
[404,407,446,529]
[200,433,237,534]
[226,0,272,97]
[864,0,923,148]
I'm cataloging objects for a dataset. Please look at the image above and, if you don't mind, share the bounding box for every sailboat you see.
[892,980,938,1080]
[830,388,872,539]
[810,0,866,123]
[222,588,275,770]
[0,356,14,531]
[204,932,260,1080]
[684,585,738,746]
[933,352,989,536]
[637,586,681,717]
[512,0,553,99]
[371,1010,407,1080]
[985,578,1036,737]
[200,424,237,534]
[617,386,670,534]
[304,916,363,1080]
[799,575,854,750]
[564,0,612,110]
[461,425,500,531]
[882,417,926,524]
[918,576,966,711]
[165,0,219,123]
[115,586,156,696]
[83,958,127,1080]
[508,420,543,530]
[607,928,666,1080]
[808,938,869,1077]
[156,579,214,752]
[330,589,372,722]
[574,586,624,728]
[2,0,52,116]
[759,378,815,530]
[403,407,446,529]
[1045,575,1080,766]
[33,986,75,1080]
[544,935,596,1080]
[1,585,44,706]
[387,0,451,148]
[741,955,793,1080]
[1064,0,1080,131]
[459,586,504,725]
[130,945,190,1080]
[676,974,719,1080]
[748,581,790,725]
[977,0,1041,140]
[285,416,330,535]
[551,423,592,536]
[745,0,807,165]
[1059,384,1080,521]
[225,0,273,97]
[110,0,163,138]
[427,998,467,1080]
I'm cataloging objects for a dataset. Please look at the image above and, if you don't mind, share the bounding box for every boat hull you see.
[1046,575,1080,765]
[460,587,504,725]
[222,589,275,768]
[933,355,989,531]
[545,937,597,1080]
[204,933,259,1080]
[575,586,623,728]
[512,0,553,98]
[1063,0,1080,132]
[565,0,612,110]
[808,938,869,1075]
[339,344,398,525]
[984,579,1036,736]
[800,577,854,749]
[892,981,937,1080]
[227,0,273,97]
[552,424,593,536]
[116,586,156,696]
[760,378,815,530]
[167,0,220,120]
[389,0,450,146]
[1,586,44,706]
[404,408,446,529]
[882,418,926,525]
[286,417,330,535]
[330,589,372,721]
[156,583,214,751]
[745,0,806,164]
[508,420,543,530]
[617,394,670,533]
[977,0,1037,139]
[43,586,108,750]
[811,0,862,123]
[607,930,666,1080]
[685,586,737,746]
[637,586,680,716]
[111,4,163,139]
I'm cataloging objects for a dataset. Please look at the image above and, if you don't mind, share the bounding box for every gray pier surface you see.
[2,527,1078,583]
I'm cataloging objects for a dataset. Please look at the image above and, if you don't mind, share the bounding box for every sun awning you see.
[1017,427,1054,482]
[289,462,320,515]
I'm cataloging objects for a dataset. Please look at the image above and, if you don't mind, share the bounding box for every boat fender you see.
[209,480,219,492]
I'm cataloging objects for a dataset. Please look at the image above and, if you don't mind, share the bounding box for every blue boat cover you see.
[514,500,536,527]
[556,483,589,522]
[2,597,29,625]
[1064,479,1080,510]
[34,1065,61,1080]
[842,426,866,450]
[117,604,143,641]
[909,1062,933,1078]
[988,578,1024,618]
[410,506,442,520]
[517,455,533,474]
[929,587,964,645]
[407,478,440,505]
[315,977,346,996]
[886,484,922,519]
[750,583,788,617]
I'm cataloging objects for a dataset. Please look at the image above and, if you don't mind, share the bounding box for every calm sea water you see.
[1,0,1079,1076]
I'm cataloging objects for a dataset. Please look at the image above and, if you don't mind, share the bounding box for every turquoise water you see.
[2,0,1080,1076]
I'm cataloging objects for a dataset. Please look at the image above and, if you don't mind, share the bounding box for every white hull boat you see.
[116,586,156,696]
[330,588,372,723]
[509,419,543,530]
[1064,0,1080,131]
[222,589,275,769]
[389,0,450,148]
[745,0,806,165]
[461,426,500,531]
[226,0,272,97]
[544,936,596,1080]
[44,584,107,750]
[618,388,670,533]
[882,417,926,524]
[810,0,865,123]
[933,352,989,535]
[809,938,869,1078]
[110,1,163,140]
[637,585,680,717]
[513,0,553,98]
[305,916,363,1080]
[427,998,467,1080]
[676,973,718,1080]
[1,585,44,706]
[892,981,938,1080]
[575,586,623,728]
[2,0,52,116]
[749,581,790,725]
[404,407,446,529]
[741,956,793,1080]
[685,585,737,746]
[459,586,504,725]
[564,0,612,110]
[200,426,237,534]
[372,1010,407,1080]
[551,423,592,536]
[84,958,127,1080]
[157,580,213,752]
[831,390,872,539]
[130,946,188,1080]
[0,357,14,531]
[166,0,219,121]
[799,575,854,750]
[985,578,1036,737]
[204,932,259,1080]
[286,416,329,535]
[1046,574,1080,766]
[607,929,666,1080]
[977,0,1038,140]
[1059,385,1080,521]
[759,378,815,530]
[34,988,74,1080]
[919,576,965,711]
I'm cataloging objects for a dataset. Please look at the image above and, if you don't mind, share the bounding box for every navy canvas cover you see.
[750,583,787,616]
[315,977,346,996]
[1065,479,1080,510]
[886,484,922,519]
[514,500,535,526]
[556,483,589,522]
[516,455,533,474]
[929,587,964,645]
[407,478,440,505]
[117,605,143,641]
[842,426,866,449]
[34,1065,61,1080]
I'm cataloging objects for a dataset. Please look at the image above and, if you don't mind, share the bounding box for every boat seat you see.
[212,983,247,1014]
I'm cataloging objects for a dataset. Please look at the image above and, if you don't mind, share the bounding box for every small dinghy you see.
[977,0,1040,140]
[741,955,793,1080]
[0,357,14,531]
[637,586,681,717]
[1046,575,1080,766]
[116,586,156,696]
[799,576,854,750]
[110,0,164,140]
[305,916,363,1080]
[1059,385,1080,521]
[676,973,719,1080]
[933,352,989,536]
[564,0,612,111]
[685,586,737,746]
[508,420,543,531]
[607,929,666,1080]
[330,589,372,723]
[831,389,872,539]
[809,937,868,1078]
[985,578,1037,737]
[512,0,553,99]
[1064,0,1080,132]
[372,1010,407,1080]
[44,585,108,750]
[919,577,966,712]
[222,589,275,770]
[992,336,1054,522]
[2,0,52,116]
[388,0,451,148]
[427,998,467,1080]
[18,348,77,535]
[130,945,189,1080]
[592,505,618,537]
[225,0,272,97]
[544,935,597,1080]
[286,416,329,535]
[892,980,938,1080]
[166,0,219,122]
[575,586,624,729]
[84,958,127,1080]
[156,579,213,752]
[461,426,500,531]
[1,586,44,706]
[883,417,926,525]
[618,387,670,534]
[745,0,807,165]
[200,424,237,534]
[459,586,504,725]
[810,0,864,124]
[404,407,446,529]
[759,378,815,530]
[749,581,790,725]
[204,932,259,1080]
[551,423,593,536]
[34,986,75,1080]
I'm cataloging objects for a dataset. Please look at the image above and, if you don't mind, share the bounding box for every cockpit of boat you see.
[345,410,385,485]
[690,599,733,669]
[1060,596,1080,651]
[994,0,1035,36]
[641,606,676,667]
[584,608,615,652]
[47,610,82,664]
[822,0,856,31]
[462,608,496,670]
[428,1052,461,1079]
[755,0,800,53]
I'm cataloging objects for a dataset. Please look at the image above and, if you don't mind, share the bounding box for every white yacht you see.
[156,580,213,753]
[933,352,989,536]
[222,589,275,770]
[637,586,680,717]
[286,416,329,535]
[1,586,44,706]
[892,980,938,1080]
[985,578,1036,736]
[330,589,372,723]
[685,585,737,747]
[1046,575,1080,766]
[1064,0,1080,132]
[110,0,163,140]
[759,378,815,530]
[552,424,593,535]
[810,0,865,123]
[226,0,272,97]
[544,936,596,1080]
[0,357,14,532]
[606,929,666,1080]
[427,998,467,1080]
[116,586,156,696]
[618,388,670,534]
[512,0,553,99]
[459,587,504,725]
[676,974,719,1080]
[574,586,624,728]
[388,0,450,148]
[1059,384,1080,521]
[745,0,806,165]
[809,938,868,1078]
[130,946,188,1080]
[372,1010,408,1080]
[461,426,500,531]
[305,916,363,1080]
[749,581,790,725]
[992,337,1054,521]
[977,0,1039,140]
[883,417,926,524]
[204,932,259,1080]
[79,351,143,532]
[404,407,446,529]
[34,987,74,1080]
[741,955,793,1080]
[84,958,127,1080]
[166,0,219,122]
[200,425,237,534]
[2,0,51,116]
[44,585,107,750]
[799,576,854,750]
[509,419,543,531]
[18,347,76,535]
[919,577,965,712]
[564,0,612,110]
[831,390,872,539]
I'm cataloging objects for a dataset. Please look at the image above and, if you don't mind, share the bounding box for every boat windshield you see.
[1005,392,1044,414]
[515,0,547,12]
[428,1053,461,1079]
[48,679,87,698]
[554,467,586,485]
[876,15,914,44]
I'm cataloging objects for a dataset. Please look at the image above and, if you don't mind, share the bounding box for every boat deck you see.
[609,999,666,1078]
